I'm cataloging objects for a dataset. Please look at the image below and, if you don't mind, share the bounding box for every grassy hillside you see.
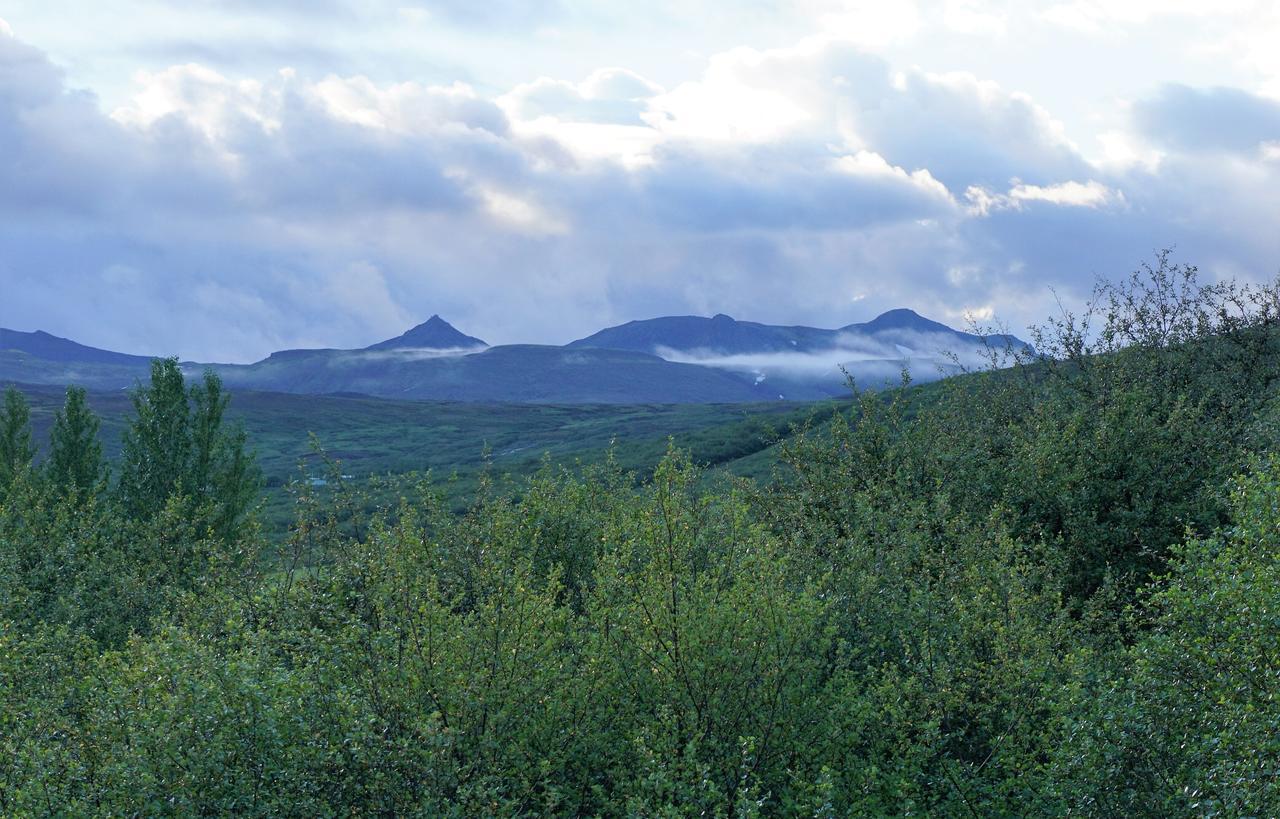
[11,382,847,533]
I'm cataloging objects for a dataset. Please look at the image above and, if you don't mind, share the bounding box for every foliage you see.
[1053,457,1280,815]
[46,385,107,496]
[0,386,35,491]
[3,252,1280,815]
[117,358,261,541]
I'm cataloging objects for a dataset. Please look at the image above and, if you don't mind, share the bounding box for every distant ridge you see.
[0,328,152,366]
[568,314,838,354]
[0,307,1031,403]
[570,309,1032,356]
[365,316,487,351]
[842,308,1028,350]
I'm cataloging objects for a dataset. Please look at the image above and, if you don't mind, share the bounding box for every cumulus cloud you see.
[642,47,818,144]
[0,24,1278,366]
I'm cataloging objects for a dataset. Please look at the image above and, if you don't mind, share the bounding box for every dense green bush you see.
[1052,457,1280,816]
[3,253,1280,815]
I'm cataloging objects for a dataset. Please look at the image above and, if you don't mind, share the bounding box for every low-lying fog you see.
[654,330,1013,384]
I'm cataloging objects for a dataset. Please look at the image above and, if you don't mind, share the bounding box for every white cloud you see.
[111,64,281,140]
[475,187,568,235]
[833,150,954,203]
[1009,179,1120,207]
[515,119,663,168]
[643,46,816,142]
[966,179,1121,214]
[502,68,663,124]
[498,68,666,165]
[1096,129,1164,171]
[1200,10,1280,99]
[580,68,664,102]
[310,76,501,135]
[0,17,12,37]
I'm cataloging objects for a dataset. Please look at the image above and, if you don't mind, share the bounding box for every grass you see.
[11,383,850,537]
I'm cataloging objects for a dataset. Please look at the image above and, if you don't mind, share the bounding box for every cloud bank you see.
[0,10,1278,362]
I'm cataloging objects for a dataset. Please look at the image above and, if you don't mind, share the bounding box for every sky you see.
[1,1,1279,362]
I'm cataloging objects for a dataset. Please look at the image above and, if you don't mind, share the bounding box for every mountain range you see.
[0,310,1031,403]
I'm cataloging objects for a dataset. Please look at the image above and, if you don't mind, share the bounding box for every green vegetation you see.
[3,253,1280,815]
[12,385,837,537]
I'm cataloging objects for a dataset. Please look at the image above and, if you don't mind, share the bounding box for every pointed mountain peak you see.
[365,316,487,351]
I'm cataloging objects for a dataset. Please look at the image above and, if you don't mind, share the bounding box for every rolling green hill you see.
[12,381,847,534]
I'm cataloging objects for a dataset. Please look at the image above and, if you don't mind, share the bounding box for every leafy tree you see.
[0,386,35,491]
[116,359,260,540]
[189,369,260,540]
[46,386,106,496]
[117,358,193,518]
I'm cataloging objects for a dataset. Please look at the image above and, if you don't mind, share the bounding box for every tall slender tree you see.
[47,385,106,496]
[0,386,35,491]
[117,358,193,518]
[190,369,260,540]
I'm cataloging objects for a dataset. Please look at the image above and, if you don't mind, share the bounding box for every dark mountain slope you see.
[569,314,838,354]
[0,309,1028,403]
[210,344,779,403]
[0,328,152,366]
[569,309,1031,356]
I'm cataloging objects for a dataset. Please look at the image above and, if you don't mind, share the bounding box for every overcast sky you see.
[2,1,1279,361]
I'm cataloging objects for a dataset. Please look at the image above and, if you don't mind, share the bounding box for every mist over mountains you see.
[0,310,1031,403]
